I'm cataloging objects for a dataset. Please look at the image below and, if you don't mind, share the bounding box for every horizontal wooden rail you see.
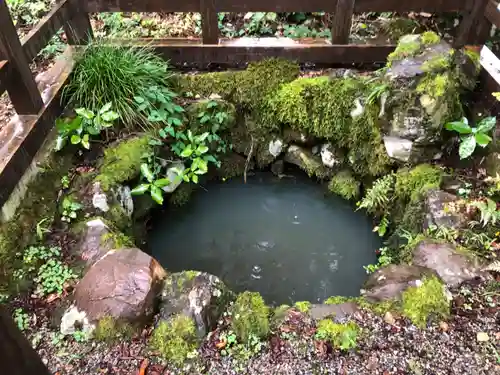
[87,0,466,13]
[21,0,71,61]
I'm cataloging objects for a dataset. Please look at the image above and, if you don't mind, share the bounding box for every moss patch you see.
[421,31,441,45]
[316,320,360,350]
[328,170,361,201]
[186,98,236,134]
[169,183,196,206]
[150,315,198,365]
[294,301,311,313]
[231,291,270,343]
[95,135,152,191]
[93,316,135,342]
[402,276,450,328]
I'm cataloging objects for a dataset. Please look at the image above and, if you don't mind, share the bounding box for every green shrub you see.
[63,43,172,128]
[401,276,450,328]
[231,292,270,343]
[294,301,311,313]
[316,320,359,351]
[150,315,198,365]
[94,316,135,342]
[328,170,361,201]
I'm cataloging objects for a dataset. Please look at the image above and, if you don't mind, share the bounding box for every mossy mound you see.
[93,316,135,342]
[294,301,311,313]
[328,170,361,201]
[186,98,237,134]
[401,276,450,328]
[231,291,270,343]
[150,314,198,365]
[95,135,152,191]
[316,319,360,351]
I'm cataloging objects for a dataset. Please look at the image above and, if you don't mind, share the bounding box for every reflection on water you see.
[148,172,380,305]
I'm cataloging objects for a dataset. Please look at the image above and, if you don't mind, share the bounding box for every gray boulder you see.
[158,271,234,337]
[362,264,436,302]
[309,302,359,323]
[412,240,488,287]
[75,218,120,267]
[424,188,469,230]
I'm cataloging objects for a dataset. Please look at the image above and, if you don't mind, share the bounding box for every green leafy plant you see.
[61,197,82,223]
[13,308,29,331]
[131,163,172,205]
[196,100,233,153]
[63,43,172,128]
[357,174,395,214]
[470,198,500,227]
[7,0,50,26]
[55,103,119,151]
[60,175,70,189]
[315,320,359,351]
[373,216,390,237]
[241,12,276,36]
[14,245,77,297]
[363,246,393,274]
[445,116,496,159]
[134,85,184,126]
[72,330,89,343]
[35,217,51,240]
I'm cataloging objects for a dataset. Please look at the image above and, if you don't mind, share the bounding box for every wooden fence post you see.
[201,0,218,44]
[0,305,51,375]
[455,0,490,48]
[64,0,93,44]
[331,0,355,44]
[0,0,43,114]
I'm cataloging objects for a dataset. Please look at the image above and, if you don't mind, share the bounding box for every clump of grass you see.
[63,42,171,128]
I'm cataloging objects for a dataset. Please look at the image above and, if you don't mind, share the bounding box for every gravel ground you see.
[19,279,498,375]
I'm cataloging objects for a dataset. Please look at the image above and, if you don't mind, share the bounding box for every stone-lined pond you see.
[149,172,380,305]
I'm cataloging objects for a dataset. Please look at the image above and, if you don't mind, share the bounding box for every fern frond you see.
[483,260,500,273]
[358,174,395,214]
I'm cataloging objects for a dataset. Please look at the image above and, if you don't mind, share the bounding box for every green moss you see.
[216,153,248,180]
[231,291,270,343]
[95,136,152,191]
[316,320,360,350]
[150,315,198,365]
[294,301,311,313]
[101,231,134,249]
[186,99,236,134]
[401,276,450,328]
[324,296,397,316]
[416,73,452,99]
[180,71,240,101]
[422,55,452,73]
[395,164,442,203]
[464,48,481,71]
[93,316,135,343]
[169,183,195,207]
[421,31,441,45]
[105,203,131,231]
[0,151,74,292]
[328,170,361,201]
[387,38,422,63]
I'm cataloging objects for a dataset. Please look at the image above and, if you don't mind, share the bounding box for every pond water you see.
[148,172,380,305]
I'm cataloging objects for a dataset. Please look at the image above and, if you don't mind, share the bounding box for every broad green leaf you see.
[475,132,492,147]
[86,125,100,135]
[150,186,164,205]
[140,163,155,183]
[181,146,193,158]
[183,174,190,182]
[173,105,184,113]
[198,159,208,172]
[197,132,210,142]
[207,101,218,109]
[134,96,145,104]
[54,136,66,151]
[81,134,90,149]
[131,184,150,195]
[445,121,472,134]
[200,115,211,124]
[197,145,209,154]
[75,108,94,120]
[70,134,81,145]
[159,129,167,138]
[204,155,218,164]
[459,135,476,159]
[166,126,176,137]
[192,174,199,183]
[101,111,119,122]
[171,117,182,126]
[99,102,112,114]
[187,130,194,142]
[137,103,148,112]
[176,132,188,141]
[198,111,206,118]
[477,116,497,134]
[154,178,171,188]
[191,158,199,171]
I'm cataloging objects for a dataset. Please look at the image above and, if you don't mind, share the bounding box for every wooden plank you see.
[485,0,500,28]
[455,0,490,48]
[21,0,71,62]
[64,0,94,44]
[0,60,9,95]
[201,0,218,44]
[331,0,355,44]
[86,0,465,13]
[114,39,395,66]
[0,47,74,206]
[0,306,51,375]
[0,0,43,114]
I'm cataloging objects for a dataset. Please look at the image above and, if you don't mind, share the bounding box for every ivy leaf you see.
[150,185,164,205]
[154,178,171,188]
[140,163,155,183]
[197,145,209,155]
[475,132,492,147]
[204,155,218,164]
[131,184,150,195]
[181,145,193,158]
[101,111,119,122]
[192,174,199,183]
[445,121,472,134]
[75,108,95,120]
[81,134,90,149]
[99,102,112,114]
[134,96,145,104]
[476,116,497,134]
[459,135,476,159]
[70,134,81,145]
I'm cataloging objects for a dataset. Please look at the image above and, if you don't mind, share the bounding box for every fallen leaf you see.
[439,321,449,332]
[477,332,490,342]
[138,358,149,375]
[216,340,226,349]
[384,311,396,325]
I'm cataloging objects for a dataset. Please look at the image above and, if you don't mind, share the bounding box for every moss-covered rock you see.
[93,316,135,342]
[231,291,270,343]
[284,145,332,179]
[159,271,234,337]
[294,301,311,313]
[150,314,198,365]
[216,152,249,180]
[328,170,361,200]
[95,135,152,191]
[401,275,450,328]
[169,182,196,206]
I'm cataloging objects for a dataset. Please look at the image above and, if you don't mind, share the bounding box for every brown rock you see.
[362,264,436,302]
[412,240,488,287]
[73,248,166,323]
